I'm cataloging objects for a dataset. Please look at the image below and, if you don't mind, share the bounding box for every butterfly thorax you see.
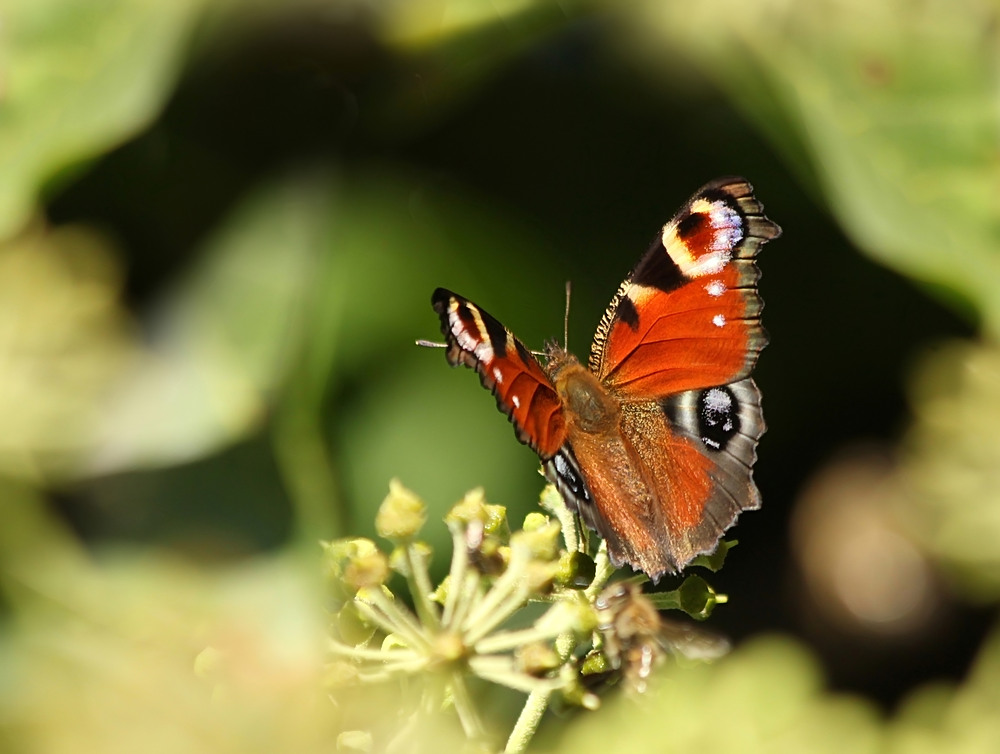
[544,345,619,435]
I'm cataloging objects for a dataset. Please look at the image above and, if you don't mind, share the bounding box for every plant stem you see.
[404,543,441,631]
[584,541,615,601]
[442,528,470,626]
[505,689,550,754]
[355,588,432,652]
[449,671,486,741]
[272,407,343,545]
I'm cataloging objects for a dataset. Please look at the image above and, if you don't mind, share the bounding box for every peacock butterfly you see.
[431,177,780,581]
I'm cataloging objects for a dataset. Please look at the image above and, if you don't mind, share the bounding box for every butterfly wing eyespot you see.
[431,288,567,460]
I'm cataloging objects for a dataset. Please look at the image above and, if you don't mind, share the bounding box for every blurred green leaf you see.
[902,341,1000,599]
[626,0,1000,332]
[370,0,581,138]
[550,636,883,754]
[83,173,330,476]
[314,174,564,544]
[0,479,336,754]
[0,480,471,753]
[0,0,205,241]
[0,222,136,482]
[889,626,1000,753]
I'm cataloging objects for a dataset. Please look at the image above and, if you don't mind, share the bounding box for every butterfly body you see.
[432,177,780,581]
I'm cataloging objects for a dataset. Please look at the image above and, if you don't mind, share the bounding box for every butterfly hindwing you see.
[432,288,567,460]
[642,377,765,571]
[547,384,763,578]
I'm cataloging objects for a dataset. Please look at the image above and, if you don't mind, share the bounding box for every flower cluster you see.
[324,481,729,752]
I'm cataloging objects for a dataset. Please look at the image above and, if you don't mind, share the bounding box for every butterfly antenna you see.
[415,339,447,348]
[563,280,572,351]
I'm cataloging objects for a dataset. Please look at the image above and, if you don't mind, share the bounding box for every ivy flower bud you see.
[322,538,384,602]
[389,541,432,577]
[337,730,373,752]
[515,642,561,676]
[446,487,489,528]
[376,479,427,542]
[555,550,596,589]
[512,518,561,562]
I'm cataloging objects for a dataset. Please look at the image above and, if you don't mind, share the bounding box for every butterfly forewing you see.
[432,288,567,460]
[589,177,779,398]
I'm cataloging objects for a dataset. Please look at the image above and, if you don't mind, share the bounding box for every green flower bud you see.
[336,602,377,646]
[482,503,509,539]
[690,539,735,572]
[559,666,601,710]
[537,483,568,516]
[524,560,560,593]
[512,519,561,562]
[337,730,373,752]
[555,550,596,589]
[580,649,610,676]
[446,487,489,528]
[429,630,467,667]
[322,538,380,577]
[677,574,725,620]
[537,597,597,635]
[515,642,561,676]
[343,549,390,591]
[322,538,384,602]
[376,479,427,541]
[448,489,510,574]
[430,573,451,605]
[522,512,549,532]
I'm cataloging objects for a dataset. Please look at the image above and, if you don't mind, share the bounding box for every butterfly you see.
[431,177,780,581]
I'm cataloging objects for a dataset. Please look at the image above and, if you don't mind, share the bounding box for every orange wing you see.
[545,178,778,579]
[589,177,780,398]
[548,379,764,580]
[432,288,567,460]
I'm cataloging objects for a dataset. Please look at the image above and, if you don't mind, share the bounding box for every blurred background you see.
[2,0,999,751]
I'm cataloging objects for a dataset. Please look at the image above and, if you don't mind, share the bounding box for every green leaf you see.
[902,341,1000,599]
[0,223,135,481]
[0,0,204,240]
[627,0,1000,333]
[689,539,736,572]
[553,636,882,754]
[82,173,330,475]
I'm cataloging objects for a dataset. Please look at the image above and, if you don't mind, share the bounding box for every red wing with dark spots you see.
[430,178,780,581]
[432,288,567,460]
[589,177,780,399]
